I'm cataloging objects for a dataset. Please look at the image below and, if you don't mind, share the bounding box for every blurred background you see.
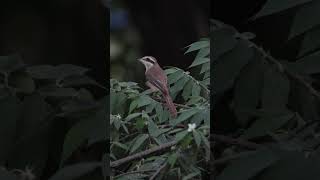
[110,0,210,85]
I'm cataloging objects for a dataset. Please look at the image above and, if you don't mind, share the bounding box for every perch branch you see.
[110,140,177,168]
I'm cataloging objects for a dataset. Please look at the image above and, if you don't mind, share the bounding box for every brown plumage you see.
[139,56,177,118]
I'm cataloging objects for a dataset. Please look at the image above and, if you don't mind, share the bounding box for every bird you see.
[138,56,177,118]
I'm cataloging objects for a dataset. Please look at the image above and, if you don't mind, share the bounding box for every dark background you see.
[0,0,109,88]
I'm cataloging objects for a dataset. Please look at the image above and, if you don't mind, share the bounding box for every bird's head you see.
[138,56,158,71]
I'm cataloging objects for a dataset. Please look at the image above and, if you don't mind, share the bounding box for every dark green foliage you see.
[213,0,320,178]
[0,54,106,179]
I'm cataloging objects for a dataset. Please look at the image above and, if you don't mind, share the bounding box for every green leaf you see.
[148,120,162,138]
[170,109,199,126]
[298,27,320,57]
[130,134,149,154]
[242,112,295,139]
[253,0,313,19]
[191,83,201,97]
[234,52,265,126]
[200,62,210,74]
[289,51,320,74]
[214,40,254,93]
[195,47,210,59]
[262,67,290,113]
[289,0,320,38]
[182,80,193,100]
[217,149,279,180]
[49,162,101,180]
[136,95,153,108]
[168,70,185,85]
[168,152,178,168]
[192,130,202,148]
[211,26,238,59]
[189,58,210,68]
[164,68,179,75]
[113,142,129,151]
[60,110,105,166]
[175,130,189,143]
[125,113,142,122]
[185,40,209,54]
[170,76,190,99]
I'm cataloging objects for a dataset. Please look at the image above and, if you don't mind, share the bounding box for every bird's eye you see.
[145,58,155,64]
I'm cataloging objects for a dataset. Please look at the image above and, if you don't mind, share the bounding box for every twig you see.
[110,140,177,168]
[212,133,261,149]
[149,162,168,180]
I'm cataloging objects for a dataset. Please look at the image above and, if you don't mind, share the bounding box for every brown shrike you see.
[138,56,177,118]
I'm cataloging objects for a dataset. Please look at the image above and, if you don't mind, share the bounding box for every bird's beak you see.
[138,58,144,63]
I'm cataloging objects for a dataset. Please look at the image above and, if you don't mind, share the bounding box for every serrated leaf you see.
[298,27,320,57]
[189,58,210,68]
[254,0,313,19]
[170,109,199,126]
[130,134,149,154]
[217,149,278,180]
[289,0,320,39]
[185,40,209,54]
[214,40,254,93]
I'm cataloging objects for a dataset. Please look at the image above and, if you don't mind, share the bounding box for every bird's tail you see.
[163,94,177,118]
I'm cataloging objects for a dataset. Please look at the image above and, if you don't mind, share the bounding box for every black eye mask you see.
[145,58,156,64]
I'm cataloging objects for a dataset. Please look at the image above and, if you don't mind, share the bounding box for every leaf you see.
[253,0,313,19]
[257,150,319,180]
[113,142,129,151]
[290,50,320,74]
[195,47,210,59]
[60,110,105,166]
[191,83,201,97]
[0,94,21,163]
[147,120,162,138]
[185,40,209,54]
[168,152,178,168]
[168,70,185,85]
[200,62,210,74]
[214,40,254,93]
[289,0,320,38]
[164,68,179,75]
[211,26,238,60]
[242,112,295,139]
[125,113,142,122]
[136,95,153,108]
[170,109,199,126]
[49,162,101,180]
[233,52,265,126]
[130,134,149,154]
[262,67,290,113]
[175,130,189,143]
[298,27,320,57]
[189,58,210,68]
[182,80,193,100]
[192,130,202,148]
[217,149,279,180]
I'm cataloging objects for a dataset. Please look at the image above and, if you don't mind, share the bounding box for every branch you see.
[110,140,177,168]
